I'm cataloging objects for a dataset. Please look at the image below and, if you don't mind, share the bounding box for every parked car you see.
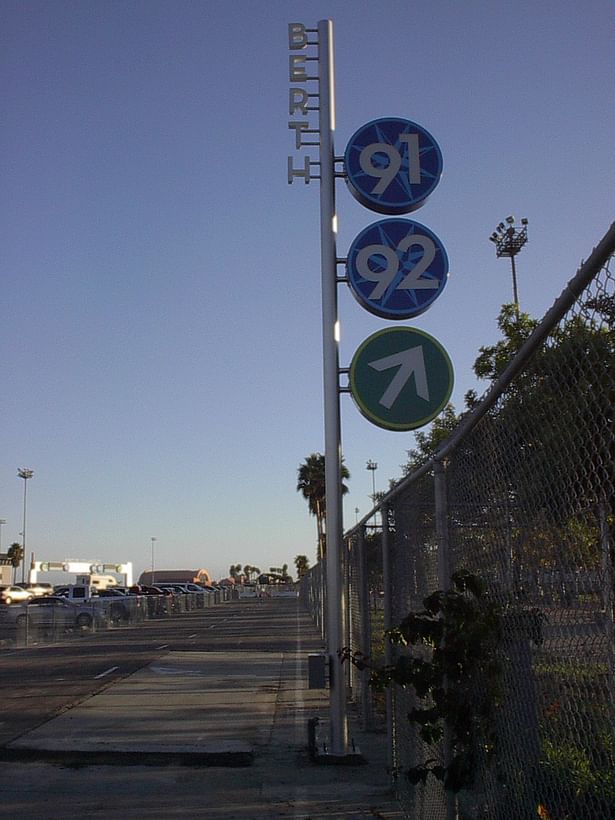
[0,595,100,630]
[9,596,79,630]
[0,585,33,604]
[93,588,128,598]
[127,585,165,596]
[90,588,131,622]
[126,584,168,617]
[16,582,54,597]
[150,586,174,597]
[155,583,189,594]
[183,583,210,595]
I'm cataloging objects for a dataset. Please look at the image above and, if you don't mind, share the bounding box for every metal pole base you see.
[307,717,365,764]
[312,743,366,765]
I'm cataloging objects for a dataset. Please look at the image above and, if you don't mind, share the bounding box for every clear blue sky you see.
[1,0,613,582]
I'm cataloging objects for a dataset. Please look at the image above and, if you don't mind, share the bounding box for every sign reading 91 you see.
[346,219,449,320]
[344,118,443,214]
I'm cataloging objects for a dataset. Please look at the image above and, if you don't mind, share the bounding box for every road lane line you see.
[94,666,119,679]
[157,644,169,649]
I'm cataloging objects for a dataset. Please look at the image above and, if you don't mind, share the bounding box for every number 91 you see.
[359,133,421,195]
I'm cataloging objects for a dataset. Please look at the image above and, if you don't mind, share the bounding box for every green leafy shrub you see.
[342,570,503,792]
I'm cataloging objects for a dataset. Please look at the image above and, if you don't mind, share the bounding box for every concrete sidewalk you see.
[0,607,403,818]
[7,651,281,765]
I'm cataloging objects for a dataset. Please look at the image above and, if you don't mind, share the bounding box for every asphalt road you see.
[0,598,401,819]
[0,600,322,746]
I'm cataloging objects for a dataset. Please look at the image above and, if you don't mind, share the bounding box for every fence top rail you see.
[345,220,615,538]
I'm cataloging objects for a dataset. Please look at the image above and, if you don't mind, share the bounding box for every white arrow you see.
[368,345,429,409]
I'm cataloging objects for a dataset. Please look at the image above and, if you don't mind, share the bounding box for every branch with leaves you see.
[341,570,503,792]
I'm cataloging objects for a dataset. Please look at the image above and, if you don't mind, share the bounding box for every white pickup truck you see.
[58,584,133,626]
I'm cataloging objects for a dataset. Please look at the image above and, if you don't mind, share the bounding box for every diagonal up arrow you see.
[368,345,429,409]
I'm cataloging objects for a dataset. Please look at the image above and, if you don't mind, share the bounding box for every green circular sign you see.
[349,327,454,431]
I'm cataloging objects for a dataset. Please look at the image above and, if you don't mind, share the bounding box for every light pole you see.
[151,537,157,584]
[17,468,33,583]
[489,216,529,308]
[0,519,5,553]
[366,460,378,505]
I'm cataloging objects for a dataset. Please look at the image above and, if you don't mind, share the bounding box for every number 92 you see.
[356,233,439,300]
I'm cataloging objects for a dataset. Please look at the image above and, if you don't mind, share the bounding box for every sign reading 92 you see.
[346,219,449,320]
[344,118,443,214]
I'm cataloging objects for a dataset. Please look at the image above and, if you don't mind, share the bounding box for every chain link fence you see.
[300,222,615,819]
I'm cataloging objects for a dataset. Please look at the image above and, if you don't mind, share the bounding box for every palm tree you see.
[8,543,23,584]
[242,565,260,582]
[296,453,350,561]
[229,563,242,580]
[294,554,310,579]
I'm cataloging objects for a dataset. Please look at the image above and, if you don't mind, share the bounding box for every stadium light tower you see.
[151,537,157,584]
[489,216,529,307]
[17,468,34,583]
[366,460,378,504]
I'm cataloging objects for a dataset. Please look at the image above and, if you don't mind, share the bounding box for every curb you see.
[0,745,254,767]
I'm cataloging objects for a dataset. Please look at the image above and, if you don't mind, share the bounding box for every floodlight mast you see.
[489,216,529,308]
[366,460,378,503]
[17,468,33,584]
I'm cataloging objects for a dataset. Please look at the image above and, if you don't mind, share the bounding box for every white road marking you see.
[94,666,119,679]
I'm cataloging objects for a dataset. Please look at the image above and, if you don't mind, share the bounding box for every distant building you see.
[0,555,13,585]
[138,568,212,586]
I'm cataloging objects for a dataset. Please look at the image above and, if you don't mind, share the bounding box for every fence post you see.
[344,536,352,696]
[434,459,457,820]
[381,503,395,774]
[599,502,615,708]
[499,613,542,815]
[320,557,327,641]
[357,524,374,730]
[434,459,450,591]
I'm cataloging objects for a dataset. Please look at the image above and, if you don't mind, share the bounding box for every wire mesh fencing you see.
[0,588,231,649]
[299,222,615,819]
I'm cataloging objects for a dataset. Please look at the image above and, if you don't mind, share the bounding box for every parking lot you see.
[0,583,234,648]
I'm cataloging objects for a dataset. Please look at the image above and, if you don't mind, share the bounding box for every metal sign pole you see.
[317,18,348,757]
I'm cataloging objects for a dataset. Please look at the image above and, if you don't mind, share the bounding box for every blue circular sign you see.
[346,219,449,320]
[344,118,443,214]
